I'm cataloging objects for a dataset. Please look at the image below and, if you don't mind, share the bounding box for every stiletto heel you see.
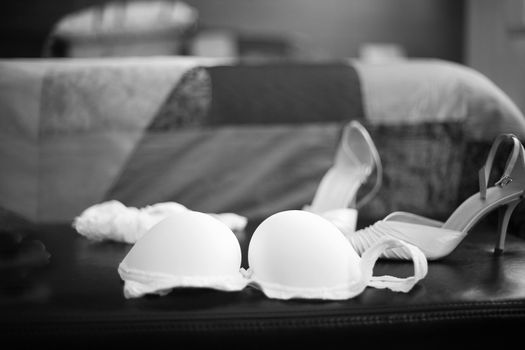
[344,133,525,260]
[304,120,382,230]
[495,199,521,255]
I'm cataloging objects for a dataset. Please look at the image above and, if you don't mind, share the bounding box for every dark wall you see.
[0,0,464,61]
[0,0,109,57]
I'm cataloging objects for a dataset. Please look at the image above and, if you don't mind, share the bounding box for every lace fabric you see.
[119,264,248,298]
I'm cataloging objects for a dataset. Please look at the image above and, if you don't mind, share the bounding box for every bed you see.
[1,56,524,235]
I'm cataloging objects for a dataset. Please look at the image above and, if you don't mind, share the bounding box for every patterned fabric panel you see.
[105,124,343,220]
[148,67,211,130]
[39,60,190,135]
[205,63,365,125]
[358,121,466,222]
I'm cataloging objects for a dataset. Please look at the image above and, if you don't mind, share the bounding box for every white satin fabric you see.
[345,220,467,260]
[118,210,428,300]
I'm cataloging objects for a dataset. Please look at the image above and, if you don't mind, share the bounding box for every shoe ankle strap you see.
[479,133,521,200]
[344,121,383,209]
[356,149,382,209]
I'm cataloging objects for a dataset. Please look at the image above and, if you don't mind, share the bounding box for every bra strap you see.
[479,134,520,200]
[360,237,428,293]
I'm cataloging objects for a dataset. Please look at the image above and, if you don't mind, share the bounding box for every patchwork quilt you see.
[1,57,524,234]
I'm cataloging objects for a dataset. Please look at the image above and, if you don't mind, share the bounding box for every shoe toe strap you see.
[347,220,465,260]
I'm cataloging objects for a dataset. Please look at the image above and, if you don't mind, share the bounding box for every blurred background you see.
[1,0,523,113]
[2,0,464,61]
[2,0,525,235]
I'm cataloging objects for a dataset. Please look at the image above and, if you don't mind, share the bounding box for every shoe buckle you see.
[495,175,512,187]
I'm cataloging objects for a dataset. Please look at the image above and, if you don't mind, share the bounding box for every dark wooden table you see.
[2,218,525,348]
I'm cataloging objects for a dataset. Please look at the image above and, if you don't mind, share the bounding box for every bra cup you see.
[248,210,364,298]
[117,210,425,300]
[121,211,242,278]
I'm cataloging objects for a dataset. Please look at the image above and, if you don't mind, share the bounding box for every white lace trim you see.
[247,275,367,300]
[118,263,248,299]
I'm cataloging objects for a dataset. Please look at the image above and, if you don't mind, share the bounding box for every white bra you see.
[118,210,428,300]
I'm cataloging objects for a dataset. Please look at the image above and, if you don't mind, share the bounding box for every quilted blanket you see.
[1,57,524,229]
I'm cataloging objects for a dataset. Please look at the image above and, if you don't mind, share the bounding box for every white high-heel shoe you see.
[344,133,525,260]
[304,120,382,231]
